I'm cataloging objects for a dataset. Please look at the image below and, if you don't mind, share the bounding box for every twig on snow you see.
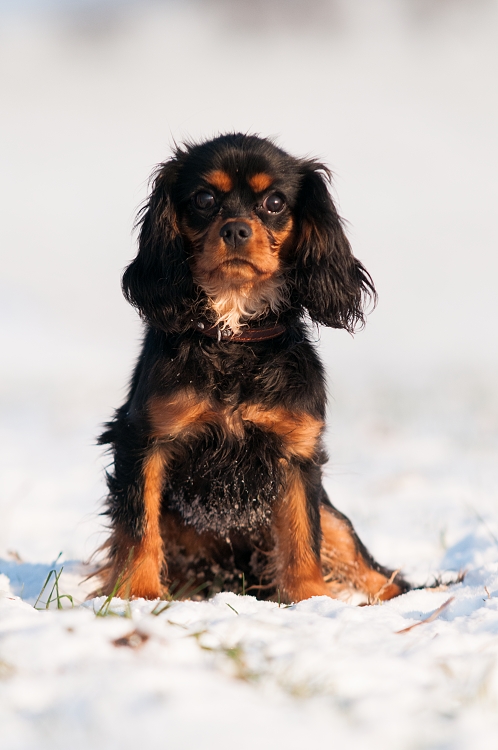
[396,597,455,634]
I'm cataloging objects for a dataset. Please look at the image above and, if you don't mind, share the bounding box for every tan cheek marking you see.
[248,220,281,273]
[270,217,294,255]
[191,216,226,279]
[205,170,233,192]
[248,173,273,192]
[241,404,323,459]
[272,466,329,602]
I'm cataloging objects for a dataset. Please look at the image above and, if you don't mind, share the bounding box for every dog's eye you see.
[263,193,285,214]
[194,191,216,210]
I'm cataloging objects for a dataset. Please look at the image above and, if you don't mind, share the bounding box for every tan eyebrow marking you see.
[248,173,273,192]
[204,170,233,192]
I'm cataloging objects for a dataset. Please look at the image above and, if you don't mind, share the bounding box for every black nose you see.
[219,221,252,248]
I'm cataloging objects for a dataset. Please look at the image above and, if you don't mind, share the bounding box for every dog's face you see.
[123,134,376,334]
[172,139,302,331]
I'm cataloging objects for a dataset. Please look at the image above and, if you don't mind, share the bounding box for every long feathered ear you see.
[292,161,376,332]
[122,158,194,333]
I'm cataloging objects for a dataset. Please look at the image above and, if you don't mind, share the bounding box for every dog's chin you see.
[194,266,286,335]
[216,259,270,284]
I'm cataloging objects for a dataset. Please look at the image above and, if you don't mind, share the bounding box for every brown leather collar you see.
[196,321,286,342]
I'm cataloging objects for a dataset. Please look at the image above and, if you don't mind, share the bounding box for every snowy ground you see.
[2,380,498,750]
[1,575,498,750]
[2,2,498,748]
[3,557,498,750]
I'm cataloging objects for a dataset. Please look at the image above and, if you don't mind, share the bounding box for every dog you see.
[97,133,409,603]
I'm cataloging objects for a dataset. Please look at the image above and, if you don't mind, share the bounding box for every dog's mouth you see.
[222,257,258,270]
[218,258,270,276]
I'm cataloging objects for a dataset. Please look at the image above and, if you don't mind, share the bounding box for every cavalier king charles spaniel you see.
[97,133,409,604]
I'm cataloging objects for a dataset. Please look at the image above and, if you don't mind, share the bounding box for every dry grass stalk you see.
[396,597,455,634]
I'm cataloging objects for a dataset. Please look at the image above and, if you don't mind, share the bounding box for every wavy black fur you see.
[122,134,376,334]
[98,134,408,601]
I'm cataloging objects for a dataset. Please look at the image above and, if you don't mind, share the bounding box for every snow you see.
[2,570,498,750]
[1,1,498,748]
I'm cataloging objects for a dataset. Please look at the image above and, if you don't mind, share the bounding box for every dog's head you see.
[123,133,376,334]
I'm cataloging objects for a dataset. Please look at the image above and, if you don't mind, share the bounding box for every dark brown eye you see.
[194,191,216,210]
[263,193,285,214]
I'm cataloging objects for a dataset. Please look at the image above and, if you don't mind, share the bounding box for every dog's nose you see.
[219,221,252,248]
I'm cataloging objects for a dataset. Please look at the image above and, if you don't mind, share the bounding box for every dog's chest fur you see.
[151,386,286,538]
[165,423,283,537]
[143,333,325,537]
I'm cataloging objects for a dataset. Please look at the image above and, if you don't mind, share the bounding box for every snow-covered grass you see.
[2,564,498,750]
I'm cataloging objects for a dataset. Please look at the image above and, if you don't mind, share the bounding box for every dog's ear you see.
[292,161,376,332]
[122,158,194,332]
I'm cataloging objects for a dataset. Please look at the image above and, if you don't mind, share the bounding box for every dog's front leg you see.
[102,445,168,600]
[101,390,217,599]
[272,463,331,603]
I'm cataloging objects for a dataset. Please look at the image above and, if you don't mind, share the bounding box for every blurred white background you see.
[1,0,497,568]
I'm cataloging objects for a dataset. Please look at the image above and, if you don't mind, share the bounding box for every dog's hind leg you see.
[319,493,410,602]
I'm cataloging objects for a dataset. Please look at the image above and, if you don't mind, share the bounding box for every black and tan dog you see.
[98,133,409,603]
